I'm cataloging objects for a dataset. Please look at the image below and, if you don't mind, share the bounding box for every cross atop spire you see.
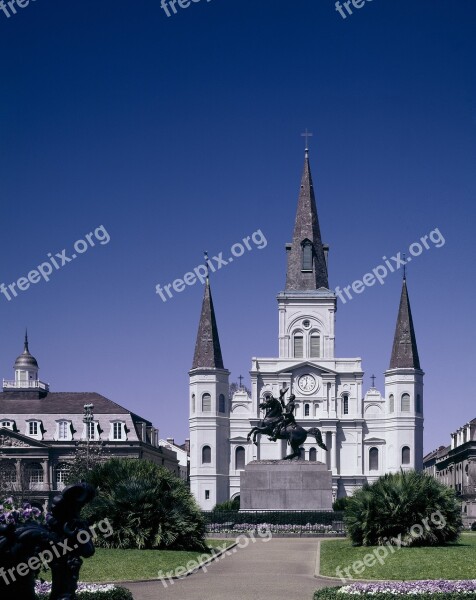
[301,129,313,157]
[371,374,376,388]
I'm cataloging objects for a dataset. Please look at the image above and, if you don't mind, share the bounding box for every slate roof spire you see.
[192,266,224,370]
[285,148,329,290]
[389,275,421,369]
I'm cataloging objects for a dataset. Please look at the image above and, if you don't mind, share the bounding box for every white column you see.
[331,431,337,473]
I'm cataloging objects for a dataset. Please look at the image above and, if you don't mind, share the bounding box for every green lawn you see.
[320,533,476,581]
[40,540,234,583]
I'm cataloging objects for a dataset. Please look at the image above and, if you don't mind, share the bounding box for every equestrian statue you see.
[247,387,328,460]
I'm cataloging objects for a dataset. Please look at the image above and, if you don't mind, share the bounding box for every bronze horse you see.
[247,396,328,460]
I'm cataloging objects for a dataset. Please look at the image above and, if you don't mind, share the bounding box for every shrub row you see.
[314,588,476,600]
[203,510,344,525]
[36,583,133,600]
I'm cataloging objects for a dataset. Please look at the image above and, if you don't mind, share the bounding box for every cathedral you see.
[189,148,424,510]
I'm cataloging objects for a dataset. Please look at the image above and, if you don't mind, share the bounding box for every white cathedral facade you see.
[189,149,424,510]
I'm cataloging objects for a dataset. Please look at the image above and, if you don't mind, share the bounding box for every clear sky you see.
[0,0,475,454]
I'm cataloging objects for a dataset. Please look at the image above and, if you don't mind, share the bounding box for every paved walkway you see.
[123,538,339,600]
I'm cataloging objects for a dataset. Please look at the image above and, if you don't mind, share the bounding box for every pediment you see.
[0,428,48,448]
[364,437,386,444]
[276,362,337,376]
[230,436,249,443]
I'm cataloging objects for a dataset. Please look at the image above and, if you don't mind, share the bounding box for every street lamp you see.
[83,403,94,471]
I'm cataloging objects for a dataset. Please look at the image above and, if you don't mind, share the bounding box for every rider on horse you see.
[269,394,297,441]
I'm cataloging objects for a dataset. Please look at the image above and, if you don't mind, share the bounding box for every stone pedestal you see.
[240,460,333,511]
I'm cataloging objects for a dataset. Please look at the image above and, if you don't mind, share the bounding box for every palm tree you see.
[83,458,207,551]
[345,470,462,546]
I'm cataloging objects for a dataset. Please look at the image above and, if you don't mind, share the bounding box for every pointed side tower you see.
[385,276,424,472]
[277,147,337,361]
[189,276,230,510]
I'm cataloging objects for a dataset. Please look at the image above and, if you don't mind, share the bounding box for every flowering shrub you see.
[339,581,476,595]
[35,581,133,600]
[0,498,45,525]
[314,583,476,600]
[206,521,342,535]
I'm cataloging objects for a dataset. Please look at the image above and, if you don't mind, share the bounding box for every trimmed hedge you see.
[36,586,133,600]
[204,510,343,526]
[314,588,476,600]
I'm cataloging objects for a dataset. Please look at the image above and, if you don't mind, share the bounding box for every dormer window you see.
[26,419,42,439]
[1,420,13,430]
[301,239,313,271]
[109,421,127,441]
[56,420,73,441]
[82,421,99,441]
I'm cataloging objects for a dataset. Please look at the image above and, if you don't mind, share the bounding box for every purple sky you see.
[0,0,475,454]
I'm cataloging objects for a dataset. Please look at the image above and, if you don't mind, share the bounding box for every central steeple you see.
[285,149,329,291]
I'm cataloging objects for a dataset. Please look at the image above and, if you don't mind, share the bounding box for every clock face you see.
[298,374,317,393]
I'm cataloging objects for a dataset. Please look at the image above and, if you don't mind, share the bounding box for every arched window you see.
[202,446,211,464]
[293,334,304,358]
[27,462,44,486]
[343,395,349,415]
[55,463,70,489]
[401,393,410,412]
[202,393,211,412]
[1,463,16,484]
[302,240,313,271]
[219,394,226,413]
[191,394,196,413]
[236,446,245,470]
[310,334,320,358]
[402,446,410,465]
[416,394,421,413]
[389,394,394,413]
[309,448,317,462]
[304,404,310,416]
[369,447,379,471]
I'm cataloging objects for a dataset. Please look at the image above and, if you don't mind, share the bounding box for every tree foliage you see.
[82,458,207,551]
[65,442,109,485]
[345,470,462,546]
[213,497,240,512]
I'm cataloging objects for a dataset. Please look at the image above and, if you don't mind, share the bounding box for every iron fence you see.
[203,510,346,536]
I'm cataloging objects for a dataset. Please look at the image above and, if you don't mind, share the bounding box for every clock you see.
[298,374,317,394]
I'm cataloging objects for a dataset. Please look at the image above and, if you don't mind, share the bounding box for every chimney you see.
[183,438,190,453]
[166,437,175,446]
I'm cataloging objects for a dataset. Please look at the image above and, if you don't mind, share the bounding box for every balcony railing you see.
[3,379,49,391]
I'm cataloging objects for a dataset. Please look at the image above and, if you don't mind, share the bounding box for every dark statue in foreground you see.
[0,483,96,600]
[247,388,328,460]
